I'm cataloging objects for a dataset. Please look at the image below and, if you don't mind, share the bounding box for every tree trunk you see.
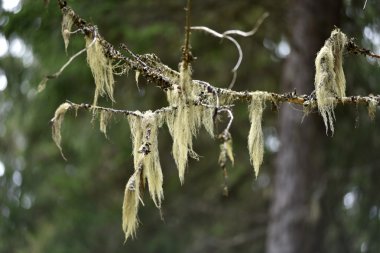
[266,1,342,253]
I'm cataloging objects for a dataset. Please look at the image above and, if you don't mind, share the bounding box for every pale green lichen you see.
[122,169,141,240]
[86,36,115,106]
[248,92,269,177]
[315,28,347,134]
[61,9,74,53]
[123,111,165,240]
[166,85,200,184]
[368,98,378,120]
[99,110,112,138]
[51,102,72,160]
[128,111,164,208]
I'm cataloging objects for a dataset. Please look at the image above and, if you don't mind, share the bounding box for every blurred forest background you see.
[1,0,380,252]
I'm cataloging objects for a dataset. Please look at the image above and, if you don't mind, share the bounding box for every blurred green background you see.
[0,0,380,252]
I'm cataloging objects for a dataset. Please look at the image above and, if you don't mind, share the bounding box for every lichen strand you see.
[122,169,141,240]
[202,106,214,137]
[368,98,377,120]
[166,84,203,184]
[127,112,164,208]
[61,9,74,53]
[86,36,115,106]
[99,110,112,138]
[248,92,268,178]
[315,28,348,134]
[51,102,72,160]
[225,138,234,165]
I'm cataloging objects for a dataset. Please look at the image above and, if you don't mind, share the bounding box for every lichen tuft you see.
[61,9,74,53]
[51,102,72,160]
[99,110,112,138]
[166,84,202,184]
[128,112,164,208]
[315,28,348,134]
[248,92,268,177]
[86,36,115,106]
[368,98,377,120]
[122,170,141,240]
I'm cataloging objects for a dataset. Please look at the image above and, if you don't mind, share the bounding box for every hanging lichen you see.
[368,98,377,120]
[128,111,164,208]
[219,133,234,166]
[122,169,141,240]
[315,28,348,134]
[166,84,203,184]
[194,84,215,137]
[51,102,72,160]
[61,9,74,53]
[99,110,112,138]
[135,70,140,85]
[248,92,268,177]
[202,106,214,137]
[86,36,115,106]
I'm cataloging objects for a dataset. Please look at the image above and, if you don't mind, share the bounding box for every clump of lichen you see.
[86,36,115,106]
[315,28,347,134]
[368,98,378,120]
[166,84,201,184]
[122,169,141,240]
[61,9,74,53]
[248,92,268,177]
[123,111,164,240]
[99,110,112,138]
[128,112,164,207]
[51,102,72,160]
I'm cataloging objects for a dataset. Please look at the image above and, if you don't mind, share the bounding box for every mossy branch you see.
[52,0,380,241]
[54,2,380,110]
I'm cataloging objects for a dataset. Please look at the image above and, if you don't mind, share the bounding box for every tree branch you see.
[54,2,380,112]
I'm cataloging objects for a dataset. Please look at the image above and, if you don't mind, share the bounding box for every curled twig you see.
[191,12,268,89]
[222,12,269,37]
[191,26,242,89]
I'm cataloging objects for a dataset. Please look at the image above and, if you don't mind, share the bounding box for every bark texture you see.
[266,1,342,253]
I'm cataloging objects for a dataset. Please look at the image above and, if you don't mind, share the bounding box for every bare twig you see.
[182,0,192,66]
[218,108,234,134]
[347,38,380,59]
[38,36,97,92]
[222,12,269,37]
[191,12,268,89]
[191,26,242,88]
[65,100,173,118]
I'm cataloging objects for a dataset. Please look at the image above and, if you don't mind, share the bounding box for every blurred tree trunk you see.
[266,1,342,253]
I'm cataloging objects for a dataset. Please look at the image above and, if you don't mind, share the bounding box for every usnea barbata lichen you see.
[61,9,74,53]
[165,61,210,184]
[368,98,377,120]
[86,36,115,106]
[315,28,347,134]
[51,102,72,160]
[248,92,268,177]
[128,111,164,207]
[99,110,112,138]
[123,111,164,240]
[122,169,141,240]
[166,85,200,184]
